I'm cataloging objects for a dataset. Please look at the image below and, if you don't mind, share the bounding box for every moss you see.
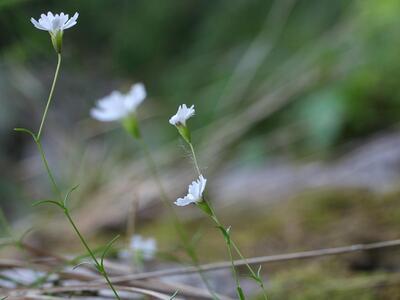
[294,189,375,231]
[265,261,398,300]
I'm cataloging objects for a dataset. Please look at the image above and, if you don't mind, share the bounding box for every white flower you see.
[169,104,195,126]
[175,175,207,206]
[90,83,146,122]
[31,12,79,34]
[130,235,157,260]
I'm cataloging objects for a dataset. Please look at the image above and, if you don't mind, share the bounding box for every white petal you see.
[188,181,199,198]
[51,17,63,31]
[169,115,179,125]
[199,175,207,195]
[169,104,195,126]
[174,196,195,206]
[38,17,51,31]
[130,83,146,100]
[30,18,47,30]
[63,12,79,29]
[125,83,146,110]
[90,107,125,122]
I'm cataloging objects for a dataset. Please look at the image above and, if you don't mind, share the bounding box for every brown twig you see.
[5,284,171,300]
[106,239,400,283]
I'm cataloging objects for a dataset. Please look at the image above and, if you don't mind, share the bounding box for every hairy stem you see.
[189,142,201,176]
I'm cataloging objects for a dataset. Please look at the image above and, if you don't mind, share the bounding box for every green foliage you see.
[1,0,400,159]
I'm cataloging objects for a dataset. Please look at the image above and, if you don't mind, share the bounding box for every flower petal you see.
[30,18,47,30]
[63,12,79,29]
[174,196,195,206]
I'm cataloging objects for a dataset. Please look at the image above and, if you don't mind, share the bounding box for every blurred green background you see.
[1,0,400,298]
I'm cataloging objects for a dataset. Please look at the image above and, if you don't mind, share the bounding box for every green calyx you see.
[50,30,63,54]
[122,116,141,139]
[196,199,213,217]
[177,124,191,144]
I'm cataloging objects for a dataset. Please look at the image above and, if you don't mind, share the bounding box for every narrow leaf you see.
[72,260,93,270]
[217,225,231,245]
[32,200,63,209]
[14,127,36,140]
[100,235,120,267]
[257,265,262,278]
[63,184,80,207]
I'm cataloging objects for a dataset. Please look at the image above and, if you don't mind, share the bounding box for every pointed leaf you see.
[63,184,80,207]
[72,260,93,270]
[249,265,263,284]
[257,265,262,278]
[217,225,231,245]
[32,200,64,209]
[14,127,36,141]
[100,235,120,267]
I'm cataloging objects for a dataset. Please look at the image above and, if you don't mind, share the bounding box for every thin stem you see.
[102,271,121,299]
[35,139,62,198]
[189,143,201,176]
[232,241,268,300]
[63,210,99,266]
[137,136,219,300]
[37,53,62,141]
[33,144,121,299]
[188,142,268,299]
[64,209,121,300]
[211,214,244,300]
[227,241,243,299]
[24,50,120,299]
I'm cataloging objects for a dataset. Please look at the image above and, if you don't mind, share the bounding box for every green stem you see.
[64,207,121,300]
[63,210,100,267]
[137,136,219,300]
[33,148,121,299]
[211,214,244,300]
[37,53,62,141]
[26,53,120,299]
[232,241,268,300]
[102,270,121,299]
[188,142,268,300]
[34,139,62,198]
